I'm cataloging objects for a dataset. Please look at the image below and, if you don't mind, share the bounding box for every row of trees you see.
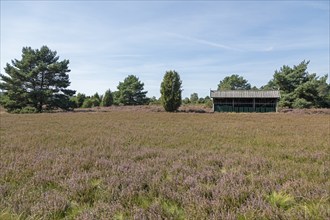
[0,46,183,112]
[71,75,149,109]
[0,46,329,113]
[70,71,183,112]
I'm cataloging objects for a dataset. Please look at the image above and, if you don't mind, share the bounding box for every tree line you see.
[0,46,329,113]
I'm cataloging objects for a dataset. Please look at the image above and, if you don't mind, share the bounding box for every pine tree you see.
[117,75,148,105]
[0,46,75,112]
[264,60,330,108]
[217,74,251,90]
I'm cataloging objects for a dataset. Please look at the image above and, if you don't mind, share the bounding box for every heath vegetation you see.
[0,111,329,219]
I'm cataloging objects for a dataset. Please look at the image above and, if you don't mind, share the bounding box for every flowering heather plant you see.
[0,111,329,219]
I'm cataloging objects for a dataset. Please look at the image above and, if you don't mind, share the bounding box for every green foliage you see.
[251,86,259,90]
[182,97,190,105]
[205,99,213,108]
[299,199,330,219]
[101,89,113,107]
[198,97,205,104]
[183,95,212,107]
[132,195,154,209]
[114,212,130,220]
[116,75,148,105]
[265,60,330,108]
[204,96,211,101]
[91,92,101,107]
[160,70,182,112]
[161,198,185,219]
[92,92,100,102]
[292,98,313,109]
[218,74,251,90]
[81,98,93,108]
[267,191,295,210]
[17,106,38,114]
[149,96,161,105]
[0,46,75,113]
[112,91,121,105]
[190,93,199,104]
[78,94,101,108]
[260,80,277,90]
[75,93,86,108]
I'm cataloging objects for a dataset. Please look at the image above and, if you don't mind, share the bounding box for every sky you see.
[1,1,329,98]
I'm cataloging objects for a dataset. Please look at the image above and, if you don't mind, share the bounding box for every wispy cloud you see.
[165,32,240,51]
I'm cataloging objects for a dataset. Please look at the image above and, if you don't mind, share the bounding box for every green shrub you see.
[292,98,313,109]
[12,106,37,114]
[81,98,93,108]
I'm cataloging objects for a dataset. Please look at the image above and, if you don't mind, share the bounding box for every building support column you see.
[253,98,255,111]
[276,100,278,112]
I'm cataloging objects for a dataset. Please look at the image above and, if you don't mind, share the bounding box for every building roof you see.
[210,90,280,98]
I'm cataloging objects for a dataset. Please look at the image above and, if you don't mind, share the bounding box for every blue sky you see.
[1,1,329,98]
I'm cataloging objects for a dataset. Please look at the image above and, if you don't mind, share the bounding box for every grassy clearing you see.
[0,111,329,219]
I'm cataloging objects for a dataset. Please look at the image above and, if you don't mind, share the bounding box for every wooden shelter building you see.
[210,90,280,112]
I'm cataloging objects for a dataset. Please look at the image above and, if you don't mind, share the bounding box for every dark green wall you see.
[213,98,278,112]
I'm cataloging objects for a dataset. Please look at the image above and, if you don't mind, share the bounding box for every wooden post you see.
[253,98,255,111]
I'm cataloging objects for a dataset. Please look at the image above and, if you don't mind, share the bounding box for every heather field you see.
[0,110,329,219]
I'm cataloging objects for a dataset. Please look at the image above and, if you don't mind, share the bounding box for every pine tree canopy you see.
[218,74,251,90]
[264,60,330,108]
[116,75,148,105]
[0,46,76,113]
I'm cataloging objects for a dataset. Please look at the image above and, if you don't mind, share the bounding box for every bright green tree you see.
[117,75,148,105]
[160,70,182,112]
[218,74,251,90]
[0,46,75,112]
[264,60,330,108]
[101,89,113,107]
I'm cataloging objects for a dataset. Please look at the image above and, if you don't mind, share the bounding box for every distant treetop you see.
[218,74,251,90]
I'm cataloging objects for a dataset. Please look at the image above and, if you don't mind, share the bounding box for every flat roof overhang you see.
[210,90,280,98]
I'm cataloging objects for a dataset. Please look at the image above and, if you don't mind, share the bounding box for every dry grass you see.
[0,110,329,219]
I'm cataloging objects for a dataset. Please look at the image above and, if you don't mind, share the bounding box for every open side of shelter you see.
[210,90,281,113]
